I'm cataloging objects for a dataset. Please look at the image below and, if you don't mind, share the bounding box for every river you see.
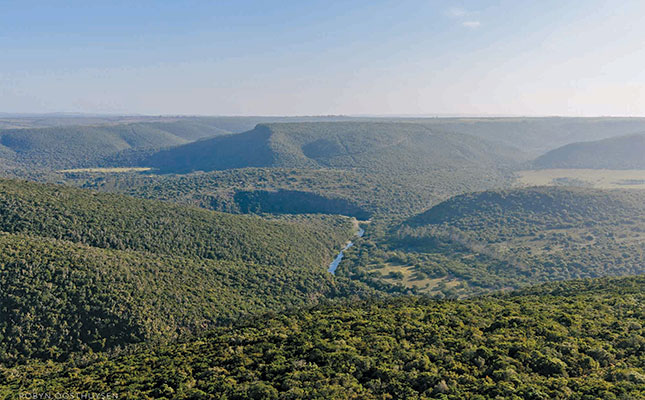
[328,226,365,274]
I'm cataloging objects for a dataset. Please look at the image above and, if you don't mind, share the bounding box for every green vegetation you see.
[341,187,645,297]
[63,121,522,218]
[0,179,353,267]
[0,121,226,169]
[143,122,521,174]
[0,117,355,170]
[0,179,364,365]
[533,134,645,169]
[4,117,645,171]
[0,231,370,366]
[2,116,645,398]
[3,276,644,399]
[69,166,513,218]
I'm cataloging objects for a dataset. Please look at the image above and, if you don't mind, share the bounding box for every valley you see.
[4,3,645,397]
[0,116,643,398]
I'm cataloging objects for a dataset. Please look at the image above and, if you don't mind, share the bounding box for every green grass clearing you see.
[59,167,153,173]
[516,169,645,189]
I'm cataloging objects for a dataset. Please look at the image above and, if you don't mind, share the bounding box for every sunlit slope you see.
[5,276,644,399]
[0,231,362,366]
[407,186,644,227]
[0,179,353,267]
[0,179,359,365]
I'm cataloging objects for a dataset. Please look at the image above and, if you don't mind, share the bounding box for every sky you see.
[1,0,644,116]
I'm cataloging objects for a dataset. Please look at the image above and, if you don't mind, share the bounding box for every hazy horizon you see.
[2,0,645,116]
[3,112,645,119]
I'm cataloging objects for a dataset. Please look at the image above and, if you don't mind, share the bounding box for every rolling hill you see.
[405,186,644,228]
[533,133,645,169]
[0,179,354,267]
[0,116,363,170]
[4,276,644,399]
[0,121,233,170]
[116,122,520,217]
[412,117,645,156]
[0,179,363,365]
[341,187,645,296]
[143,122,523,174]
[3,117,644,171]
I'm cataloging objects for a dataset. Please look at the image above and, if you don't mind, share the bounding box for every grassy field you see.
[517,168,645,189]
[370,262,464,295]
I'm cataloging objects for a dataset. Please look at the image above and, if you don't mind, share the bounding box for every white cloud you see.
[462,21,481,29]
[447,7,467,17]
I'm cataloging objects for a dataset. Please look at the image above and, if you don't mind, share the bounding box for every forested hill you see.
[0,116,363,170]
[143,122,522,174]
[0,179,363,365]
[360,187,645,296]
[3,117,644,170]
[533,133,645,169]
[406,186,644,229]
[0,121,232,169]
[5,276,644,399]
[0,179,353,267]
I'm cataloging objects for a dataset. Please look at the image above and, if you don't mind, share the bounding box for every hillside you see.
[412,117,645,156]
[341,187,645,296]
[0,116,363,170]
[0,179,361,364]
[4,276,644,399]
[0,179,354,266]
[143,122,522,174]
[406,186,644,228]
[122,122,519,217]
[0,121,232,169]
[3,117,644,170]
[68,165,514,218]
[533,133,645,169]
[0,115,361,133]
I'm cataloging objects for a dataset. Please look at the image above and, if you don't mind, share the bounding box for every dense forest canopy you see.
[0,179,368,366]
[0,231,370,366]
[3,276,643,399]
[0,179,354,267]
[66,166,513,218]
[2,116,644,172]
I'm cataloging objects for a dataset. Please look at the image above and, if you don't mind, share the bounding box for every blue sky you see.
[1,0,644,115]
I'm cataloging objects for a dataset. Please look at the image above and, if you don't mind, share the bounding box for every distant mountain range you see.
[2,116,645,171]
[143,122,523,174]
[0,116,356,170]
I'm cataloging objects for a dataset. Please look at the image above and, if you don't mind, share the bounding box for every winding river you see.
[328,226,365,274]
